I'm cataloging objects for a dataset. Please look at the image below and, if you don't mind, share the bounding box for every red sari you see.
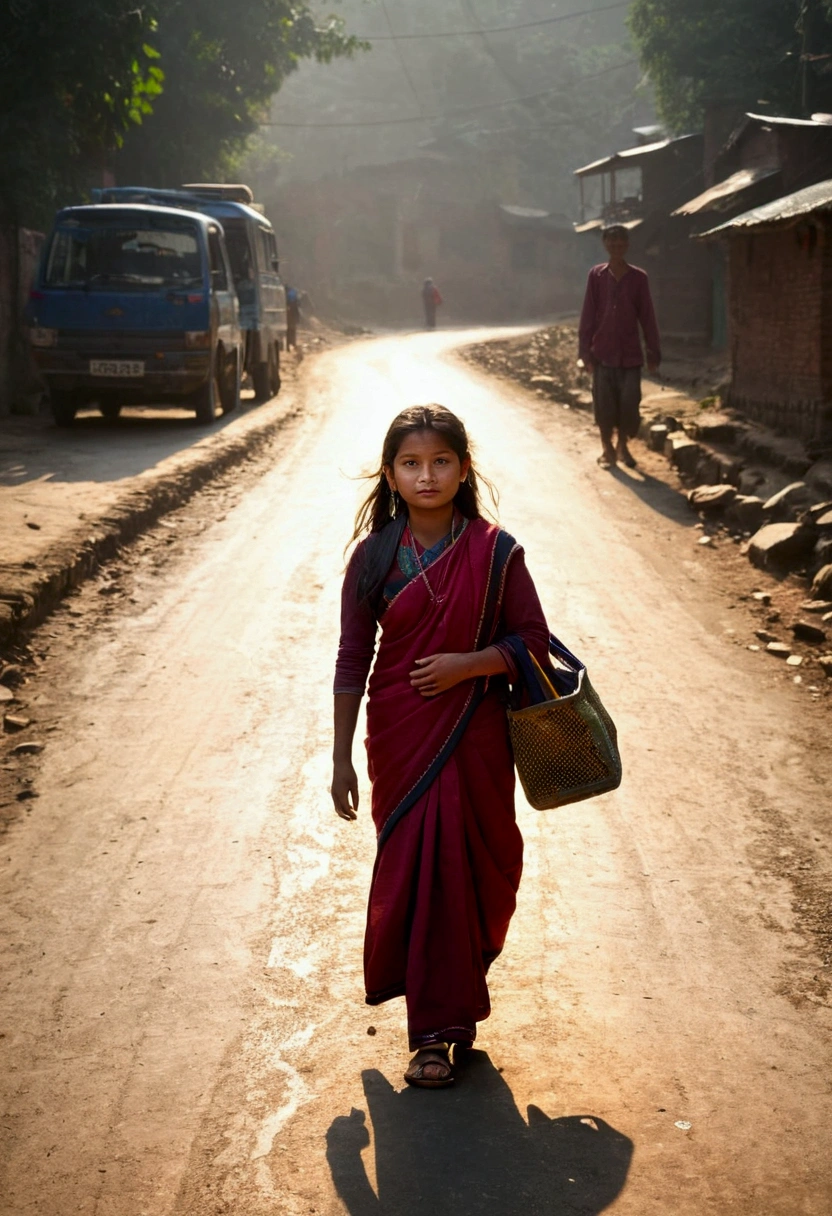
[335,517,548,1050]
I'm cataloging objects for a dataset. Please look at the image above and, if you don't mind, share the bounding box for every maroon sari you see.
[353,518,548,1050]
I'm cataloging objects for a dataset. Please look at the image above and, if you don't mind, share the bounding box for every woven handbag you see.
[505,635,621,810]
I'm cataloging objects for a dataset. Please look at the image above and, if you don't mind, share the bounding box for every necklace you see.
[406,516,460,606]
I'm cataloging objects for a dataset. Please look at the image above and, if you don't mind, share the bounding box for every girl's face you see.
[385,428,470,514]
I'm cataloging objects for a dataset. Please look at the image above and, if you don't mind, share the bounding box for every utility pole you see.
[801,0,822,117]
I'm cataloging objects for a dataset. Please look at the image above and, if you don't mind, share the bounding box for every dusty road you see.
[1,330,831,1216]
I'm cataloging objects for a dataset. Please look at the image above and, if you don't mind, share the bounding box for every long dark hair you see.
[351,404,497,611]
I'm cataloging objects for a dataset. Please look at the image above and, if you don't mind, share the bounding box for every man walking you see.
[578,225,661,469]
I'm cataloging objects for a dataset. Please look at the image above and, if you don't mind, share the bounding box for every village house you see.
[698,180,832,450]
[271,147,584,325]
[673,112,832,348]
[572,130,712,343]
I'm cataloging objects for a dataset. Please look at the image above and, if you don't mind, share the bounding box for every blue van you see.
[97,185,287,400]
[26,203,244,426]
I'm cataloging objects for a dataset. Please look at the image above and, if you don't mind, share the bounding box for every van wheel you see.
[252,358,270,403]
[51,391,77,427]
[221,351,241,415]
[193,359,221,424]
[269,343,281,397]
[100,402,122,421]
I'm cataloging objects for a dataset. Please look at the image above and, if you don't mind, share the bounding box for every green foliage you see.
[115,1,362,185]
[0,0,162,225]
[0,0,360,228]
[629,0,832,133]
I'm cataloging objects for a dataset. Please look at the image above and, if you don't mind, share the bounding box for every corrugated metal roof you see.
[573,216,643,234]
[698,178,832,236]
[574,133,698,177]
[672,167,780,216]
[723,111,832,155]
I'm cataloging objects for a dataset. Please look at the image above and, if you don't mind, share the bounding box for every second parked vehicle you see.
[26,203,243,426]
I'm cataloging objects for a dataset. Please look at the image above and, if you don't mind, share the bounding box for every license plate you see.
[89,360,145,377]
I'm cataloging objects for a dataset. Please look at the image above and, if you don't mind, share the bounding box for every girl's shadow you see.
[325,1050,633,1215]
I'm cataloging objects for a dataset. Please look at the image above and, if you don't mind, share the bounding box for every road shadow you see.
[325,1052,633,1215]
[606,463,695,527]
[0,396,267,487]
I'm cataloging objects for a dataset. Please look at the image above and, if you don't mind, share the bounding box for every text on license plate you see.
[89,360,145,377]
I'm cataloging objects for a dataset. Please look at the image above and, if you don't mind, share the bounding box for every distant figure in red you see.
[421,277,442,329]
[578,224,661,470]
[331,404,549,1088]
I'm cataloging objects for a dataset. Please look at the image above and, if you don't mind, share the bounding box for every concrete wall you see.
[726,219,832,443]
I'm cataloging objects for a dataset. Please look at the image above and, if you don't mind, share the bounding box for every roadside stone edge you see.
[0,397,300,648]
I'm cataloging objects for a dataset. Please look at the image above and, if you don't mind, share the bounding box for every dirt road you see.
[1,330,831,1216]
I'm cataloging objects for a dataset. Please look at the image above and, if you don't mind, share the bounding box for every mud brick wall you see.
[725,218,832,444]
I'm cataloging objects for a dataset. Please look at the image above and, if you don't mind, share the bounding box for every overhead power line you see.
[263,58,638,128]
[354,0,631,41]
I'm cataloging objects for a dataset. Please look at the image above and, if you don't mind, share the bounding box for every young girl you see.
[331,404,549,1088]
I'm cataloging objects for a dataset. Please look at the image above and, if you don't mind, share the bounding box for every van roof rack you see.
[181,183,254,205]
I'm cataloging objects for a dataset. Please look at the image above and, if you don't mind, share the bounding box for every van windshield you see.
[44,217,204,291]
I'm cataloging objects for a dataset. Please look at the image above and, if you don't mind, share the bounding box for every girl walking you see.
[331,405,549,1088]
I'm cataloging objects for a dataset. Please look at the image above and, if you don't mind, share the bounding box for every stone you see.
[800,600,832,613]
[816,510,832,528]
[765,642,791,658]
[792,620,827,645]
[738,468,766,495]
[665,432,703,475]
[824,611,832,623]
[755,629,778,642]
[811,564,832,600]
[688,484,736,512]
[763,482,812,519]
[803,500,832,523]
[727,495,766,532]
[748,523,816,570]
[806,459,832,496]
[25,520,41,530]
[3,714,30,732]
[530,374,555,385]
[0,665,25,689]
[698,535,714,546]
[11,740,45,755]
[818,656,832,677]
[752,591,772,604]
[786,654,804,667]
[649,423,669,452]
[812,537,832,571]
[0,686,14,703]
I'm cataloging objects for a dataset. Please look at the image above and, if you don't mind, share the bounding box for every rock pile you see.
[461,326,584,404]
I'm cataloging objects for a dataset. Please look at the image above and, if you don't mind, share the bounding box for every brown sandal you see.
[404,1043,454,1089]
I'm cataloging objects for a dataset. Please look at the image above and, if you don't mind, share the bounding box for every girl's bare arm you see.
[331,693,362,819]
[409,646,508,696]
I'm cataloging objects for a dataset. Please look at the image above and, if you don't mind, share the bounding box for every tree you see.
[115,0,362,186]
[0,0,163,227]
[629,0,832,134]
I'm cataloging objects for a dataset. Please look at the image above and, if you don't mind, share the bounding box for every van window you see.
[257,227,274,273]
[44,217,202,291]
[208,227,228,290]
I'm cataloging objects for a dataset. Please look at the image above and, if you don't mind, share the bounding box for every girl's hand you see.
[410,653,471,697]
[331,760,359,821]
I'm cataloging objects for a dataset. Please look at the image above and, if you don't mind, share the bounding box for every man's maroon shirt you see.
[578,262,661,368]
